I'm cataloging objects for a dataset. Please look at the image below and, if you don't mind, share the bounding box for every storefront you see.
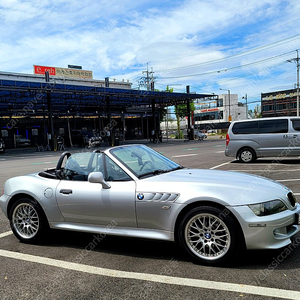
[261,88,298,117]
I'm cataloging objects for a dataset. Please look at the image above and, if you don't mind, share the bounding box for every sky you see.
[1,0,300,110]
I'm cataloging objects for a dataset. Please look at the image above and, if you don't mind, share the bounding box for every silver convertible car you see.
[1,144,300,265]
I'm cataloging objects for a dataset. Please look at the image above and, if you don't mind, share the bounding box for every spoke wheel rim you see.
[12,203,39,239]
[241,151,252,162]
[185,213,230,261]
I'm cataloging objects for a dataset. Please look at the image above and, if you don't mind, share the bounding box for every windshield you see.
[109,145,182,178]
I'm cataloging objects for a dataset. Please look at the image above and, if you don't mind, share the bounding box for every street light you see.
[287,50,299,116]
[220,88,231,121]
[242,94,248,119]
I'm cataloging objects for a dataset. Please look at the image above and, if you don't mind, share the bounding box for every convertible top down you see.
[1,144,300,265]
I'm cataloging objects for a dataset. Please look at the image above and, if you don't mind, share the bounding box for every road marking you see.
[31,161,56,165]
[0,231,12,239]
[210,161,231,169]
[0,249,299,299]
[277,179,300,182]
[172,154,198,158]
[230,169,300,172]
[183,148,199,151]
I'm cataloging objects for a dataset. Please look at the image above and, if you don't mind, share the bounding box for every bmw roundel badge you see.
[137,193,144,200]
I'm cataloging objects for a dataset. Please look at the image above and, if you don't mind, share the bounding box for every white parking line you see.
[210,161,231,169]
[277,179,300,182]
[230,169,300,172]
[0,231,12,239]
[0,249,299,299]
[172,154,198,158]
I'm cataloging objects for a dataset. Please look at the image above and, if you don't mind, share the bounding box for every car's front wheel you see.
[177,206,241,265]
[238,148,256,163]
[9,198,48,243]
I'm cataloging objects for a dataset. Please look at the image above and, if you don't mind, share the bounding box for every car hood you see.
[136,169,290,206]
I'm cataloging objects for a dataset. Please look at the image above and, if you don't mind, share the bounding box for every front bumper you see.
[229,203,300,250]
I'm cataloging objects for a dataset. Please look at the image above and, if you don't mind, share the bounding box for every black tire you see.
[238,148,256,163]
[9,198,49,243]
[177,206,241,265]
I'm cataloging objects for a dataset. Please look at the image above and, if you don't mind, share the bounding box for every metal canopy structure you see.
[0,78,217,116]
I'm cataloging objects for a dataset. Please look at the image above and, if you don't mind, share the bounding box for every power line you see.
[155,35,300,73]
[157,50,298,80]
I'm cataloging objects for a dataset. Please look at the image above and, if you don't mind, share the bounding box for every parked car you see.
[0,139,5,153]
[226,117,300,163]
[1,144,299,265]
[194,130,207,141]
[15,135,31,147]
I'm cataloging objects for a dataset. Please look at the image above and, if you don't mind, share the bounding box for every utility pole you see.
[220,88,231,121]
[287,50,299,116]
[140,64,156,91]
[45,71,55,150]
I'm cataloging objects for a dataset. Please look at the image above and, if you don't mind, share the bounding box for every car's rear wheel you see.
[177,206,241,265]
[9,198,48,243]
[238,148,256,163]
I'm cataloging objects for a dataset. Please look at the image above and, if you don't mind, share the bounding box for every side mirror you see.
[88,172,111,189]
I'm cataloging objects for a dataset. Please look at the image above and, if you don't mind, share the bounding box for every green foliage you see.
[174,102,195,118]
[174,102,195,139]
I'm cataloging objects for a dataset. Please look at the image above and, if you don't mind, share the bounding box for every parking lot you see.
[1,139,300,300]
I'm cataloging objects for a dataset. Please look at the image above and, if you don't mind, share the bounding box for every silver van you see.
[225,117,300,163]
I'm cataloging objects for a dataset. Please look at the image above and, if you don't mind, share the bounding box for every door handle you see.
[283,134,297,139]
[59,189,73,195]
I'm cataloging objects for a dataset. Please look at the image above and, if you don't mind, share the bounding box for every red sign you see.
[34,65,56,75]
[200,108,219,113]
[33,65,93,79]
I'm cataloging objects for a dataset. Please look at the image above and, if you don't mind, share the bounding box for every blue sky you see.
[1,0,300,109]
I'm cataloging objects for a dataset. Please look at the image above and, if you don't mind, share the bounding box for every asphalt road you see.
[1,139,300,300]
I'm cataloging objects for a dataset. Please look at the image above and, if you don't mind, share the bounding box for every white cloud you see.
[0,0,300,106]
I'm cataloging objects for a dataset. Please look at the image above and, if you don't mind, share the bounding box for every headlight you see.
[248,200,287,216]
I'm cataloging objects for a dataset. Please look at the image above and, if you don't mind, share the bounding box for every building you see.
[194,93,247,131]
[261,88,299,117]
[0,68,213,147]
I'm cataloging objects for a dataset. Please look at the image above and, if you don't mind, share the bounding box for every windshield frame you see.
[109,144,182,179]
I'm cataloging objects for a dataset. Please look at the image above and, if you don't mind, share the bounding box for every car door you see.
[258,119,289,156]
[55,154,137,227]
[288,118,300,155]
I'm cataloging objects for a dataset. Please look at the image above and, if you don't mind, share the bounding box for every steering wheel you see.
[139,161,153,172]
[56,151,71,178]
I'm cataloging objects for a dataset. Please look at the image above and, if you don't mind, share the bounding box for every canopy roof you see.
[0,76,217,116]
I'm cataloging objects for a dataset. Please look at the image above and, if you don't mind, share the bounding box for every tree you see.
[174,102,195,139]
[159,86,195,138]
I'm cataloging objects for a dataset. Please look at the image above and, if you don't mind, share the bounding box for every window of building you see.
[276,103,288,111]
[262,105,274,111]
